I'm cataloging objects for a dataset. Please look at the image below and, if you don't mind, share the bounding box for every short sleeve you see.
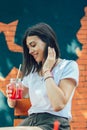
[22,75,29,87]
[60,61,79,86]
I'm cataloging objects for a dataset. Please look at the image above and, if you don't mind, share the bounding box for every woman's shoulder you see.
[57,58,78,66]
[63,59,78,68]
[55,58,79,71]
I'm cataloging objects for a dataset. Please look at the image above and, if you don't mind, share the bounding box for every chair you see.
[14,98,31,126]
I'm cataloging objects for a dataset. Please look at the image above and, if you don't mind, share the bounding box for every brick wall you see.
[70,6,87,130]
[0,20,22,96]
[0,6,87,130]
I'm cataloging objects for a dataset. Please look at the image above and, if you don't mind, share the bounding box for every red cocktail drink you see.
[8,78,23,99]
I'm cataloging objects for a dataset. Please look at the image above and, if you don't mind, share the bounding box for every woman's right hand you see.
[42,47,56,73]
[6,84,13,99]
[6,84,16,108]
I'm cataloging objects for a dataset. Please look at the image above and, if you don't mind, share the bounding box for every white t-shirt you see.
[22,59,79,120]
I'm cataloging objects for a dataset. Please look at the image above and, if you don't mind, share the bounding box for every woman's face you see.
[26,35,46,63]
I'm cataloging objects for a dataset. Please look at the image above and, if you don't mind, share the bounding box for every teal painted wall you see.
[0,0,87,127]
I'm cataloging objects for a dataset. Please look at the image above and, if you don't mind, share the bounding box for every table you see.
[0,127,26,130]
[0,126,41,130]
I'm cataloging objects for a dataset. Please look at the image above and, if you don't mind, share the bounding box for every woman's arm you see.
[7,98,16,108]
[44,72,76,111]
[42,47,77,111]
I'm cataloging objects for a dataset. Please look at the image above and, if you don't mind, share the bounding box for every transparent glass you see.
[8,78,23,99]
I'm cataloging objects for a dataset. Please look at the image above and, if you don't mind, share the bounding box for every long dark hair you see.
[22,23,60,77]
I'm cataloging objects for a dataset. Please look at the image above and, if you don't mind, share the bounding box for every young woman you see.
[6,23,79,130]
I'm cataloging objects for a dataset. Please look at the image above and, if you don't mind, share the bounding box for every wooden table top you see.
[0,127,27,130]
[0,126,41,130]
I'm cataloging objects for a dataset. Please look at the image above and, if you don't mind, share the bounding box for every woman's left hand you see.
[42,47,56,73]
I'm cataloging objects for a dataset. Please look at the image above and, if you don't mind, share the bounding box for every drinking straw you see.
[16,64,22,79]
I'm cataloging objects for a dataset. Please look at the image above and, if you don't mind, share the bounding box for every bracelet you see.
[44,76,53,81]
